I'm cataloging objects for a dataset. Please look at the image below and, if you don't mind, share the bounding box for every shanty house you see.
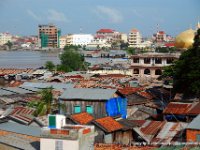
[59,88,127,119]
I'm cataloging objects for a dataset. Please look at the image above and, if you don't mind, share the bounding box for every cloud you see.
[47,9,69,23]
[95,6,123,23]
[27,9,41,21]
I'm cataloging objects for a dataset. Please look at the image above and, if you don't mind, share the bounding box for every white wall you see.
[40,138,79,150]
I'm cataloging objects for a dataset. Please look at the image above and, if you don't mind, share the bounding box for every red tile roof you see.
[71,112,94,125]
[165,43,175,47]
[158,31,165,34]
[163,102,193,115]
[94,117,123,133]
[131,29,139,33]
[141,121,165,135]
[97,29,114,33]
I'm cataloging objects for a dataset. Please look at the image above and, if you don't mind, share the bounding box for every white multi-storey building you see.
[0,33,12,45]
[128,29,142,48]
[66,34,94,46]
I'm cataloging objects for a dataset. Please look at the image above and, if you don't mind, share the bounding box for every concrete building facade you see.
[130,53,180,78]
[38,24,61,48]
[65,34,94,46]
[0,33,12,45]
[128,29,142,48]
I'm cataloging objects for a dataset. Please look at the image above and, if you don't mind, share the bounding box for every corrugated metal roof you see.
[60,88,117,100]
[187,115,200,130]
[19,86,40,92]
[0,122,41,137]
[21,82,74,90]
[2,87,34,94]
[0,89,16,96]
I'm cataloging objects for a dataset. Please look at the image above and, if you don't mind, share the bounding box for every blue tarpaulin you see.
[106,97,127,119]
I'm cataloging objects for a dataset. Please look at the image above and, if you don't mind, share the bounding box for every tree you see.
[125,47,136,55]
[58,45,86,72]
[163,29,200,98]
[45,61,55,71]
[5,41,13,50]
[27,87,65,116]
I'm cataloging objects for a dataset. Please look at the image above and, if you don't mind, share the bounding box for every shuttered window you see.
[74,105,81,113]
[197,134,200,142]
[86,105,93,114]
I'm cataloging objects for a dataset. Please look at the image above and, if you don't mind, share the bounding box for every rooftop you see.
[94,117,123,133]
[60,88,117,100]
[71,112,94,125]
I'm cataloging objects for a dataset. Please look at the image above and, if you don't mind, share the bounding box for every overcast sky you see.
[0,0,199,37]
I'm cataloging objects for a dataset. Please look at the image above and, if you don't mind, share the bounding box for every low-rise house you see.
[163,102,200,122]
[92,116,123,143]
[186,115,200,143]
[133,120,187,145]
[59,88,127,119]
[40,114,96,150]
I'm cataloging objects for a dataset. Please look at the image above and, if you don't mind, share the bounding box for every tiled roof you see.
[163,102,193,115]
[71,112,94,125]
[96,29,114,33]
[131,28,139,33]
[141,121,165,135]
[94,117,123,133]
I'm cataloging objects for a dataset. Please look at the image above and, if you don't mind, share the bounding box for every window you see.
[74,105,81,113]
[144,69,150,75]
[197,134,200,142]
[86,105,93,114]
[55,141,63,150]
[133,58,139,63]
[155,69,162,75]
[155,58,162,64]
[144,58,151,64]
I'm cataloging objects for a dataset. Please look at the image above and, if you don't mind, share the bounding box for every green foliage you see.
[155,47,177,53]
[164,29,200,98]
[125,47,136,55]
[45,61,55,71]
[120,42,129,50]
[58,45,86,72]
[27,87,55,116]
[5,41,13,49]
[162,65,175,77]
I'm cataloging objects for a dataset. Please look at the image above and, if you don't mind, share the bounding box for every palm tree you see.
[27,87,62,116]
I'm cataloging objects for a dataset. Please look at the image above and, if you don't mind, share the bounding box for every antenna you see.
[80,26,82,33]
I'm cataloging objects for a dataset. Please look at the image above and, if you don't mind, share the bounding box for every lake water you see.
[0,50,110,69]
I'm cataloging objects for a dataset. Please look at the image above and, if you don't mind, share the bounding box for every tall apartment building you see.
[38,24,61,48]
[153,31,167,43]
[0,33,12,45]
[128,29,142,47]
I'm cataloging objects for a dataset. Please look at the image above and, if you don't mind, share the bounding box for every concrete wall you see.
[40,138,79,150]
